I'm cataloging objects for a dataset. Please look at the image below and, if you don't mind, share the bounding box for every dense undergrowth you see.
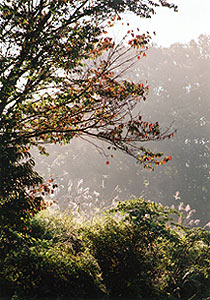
[1,198,210,300]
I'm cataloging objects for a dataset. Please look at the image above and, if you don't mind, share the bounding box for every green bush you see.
[1,198,210,300]
[80,199,181,298]
[0,211,103,298]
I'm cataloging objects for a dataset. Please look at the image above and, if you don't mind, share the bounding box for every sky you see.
[111,0,210,47]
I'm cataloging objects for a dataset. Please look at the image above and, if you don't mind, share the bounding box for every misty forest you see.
[0,1,210,300]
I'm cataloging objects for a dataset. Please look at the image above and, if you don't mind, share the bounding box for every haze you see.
[112,0,210,47]
[33,0,210,226]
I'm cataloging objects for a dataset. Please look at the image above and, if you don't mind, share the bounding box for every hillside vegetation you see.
[1,198,210,300]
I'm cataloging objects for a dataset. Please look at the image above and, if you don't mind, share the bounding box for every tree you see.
[0,0,177,217]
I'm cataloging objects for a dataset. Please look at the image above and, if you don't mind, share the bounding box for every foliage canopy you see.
[0,0,176,214]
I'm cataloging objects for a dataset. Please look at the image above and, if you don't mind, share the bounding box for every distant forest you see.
[33,35,210,226]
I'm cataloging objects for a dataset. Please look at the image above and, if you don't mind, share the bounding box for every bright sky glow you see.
[111,0,210,47]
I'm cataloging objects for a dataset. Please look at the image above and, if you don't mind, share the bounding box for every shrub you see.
[1,198,210,300]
